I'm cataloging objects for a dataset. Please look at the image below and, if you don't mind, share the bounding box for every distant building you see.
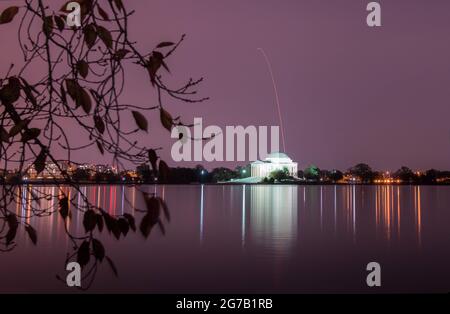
[251,152,298,179]
[27,161,75,179]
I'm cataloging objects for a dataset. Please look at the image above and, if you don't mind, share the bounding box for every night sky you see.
[1,0,450,171]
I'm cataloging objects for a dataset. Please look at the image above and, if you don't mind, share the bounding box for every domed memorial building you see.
[251,152,298,179]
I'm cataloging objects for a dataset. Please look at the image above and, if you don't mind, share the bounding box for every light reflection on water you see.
[3,184,450,293]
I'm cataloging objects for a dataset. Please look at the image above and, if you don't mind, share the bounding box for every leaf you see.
[0,127,9,143]
[54,15,65,32]
[34,148,47,174]
[78,88,92,113]
[146,54,163,86]
[60,84,68,106]
[5,224,18,245]
[113,0,124,11]
[92,239,105,262]
[156,42,175,48]
[66,79,91,113]
[83,209,97,232]
[0,6,19,25]
[83,24,97,49]
[146,195,160,211]
[77,60,89,78]
[105,256,118,277]
[25,225,37,245]
[59,197,70,220]
[0,77,21,104]
[102,211,120,239]
[139,213,153,238]
[96,140,104,155]
[96,214,104,232]
[65,79,79,101]
[158,160,170,182]
[117,218,129,236]
[8,120,29,138]
[77,240,90,267]
[43,15,54,36]
[160,108,173,131]
[122,213,136,232]
[21,128,41,142]
[113,49,130,61]
[97,5,109,20]
[94,115,105,134]
[148,149,158,172]
[96,25,113,49]
[132,111,148,132]
[6,213,18,245]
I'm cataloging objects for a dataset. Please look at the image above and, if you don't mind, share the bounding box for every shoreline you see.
[1,181,449,187]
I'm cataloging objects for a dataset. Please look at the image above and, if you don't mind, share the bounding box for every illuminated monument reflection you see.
[246,185,298,256]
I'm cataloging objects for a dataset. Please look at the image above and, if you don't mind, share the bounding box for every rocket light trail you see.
[257,48,287,153]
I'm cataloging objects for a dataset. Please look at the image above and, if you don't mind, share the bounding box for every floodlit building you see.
[251,152,298,179]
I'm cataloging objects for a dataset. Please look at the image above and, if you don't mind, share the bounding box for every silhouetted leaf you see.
[132,111,148,132]
[139,213,152,238]
[6,214,18,245]
[60,84,68,106]
[59,197,70,220]
[96,214,104,232]
[94,115,105,134]
[102,211,120,239]
[77,60,89,78]
[43,15,54,36]
[34,148,47,174]
[145,195,160,215]
[123,213,136,232]
[156,42,175,48]
[78,88,92,113]
[113,49,130,61]
[0,127,9,143]
[113,0,124,11]
[146,52,164,86]
[65,79,78,100]
[96,25,112,49]
[105,256,118,277]
[0,6,19,24]
[77,240,90,267]
[0,77,21,104]
[97,5,109,20]
[83,24,97,49]
[92,239,105,262]
[8,120,29,138]
[54,15,65,31]
[83,209,97,232]
[96,140,104,155]
[159,160,170,182]
[160,108,173,131]
[25,225,37,245]
[21,128,41,142]
[148,149,158,172]
[118,218,129,236]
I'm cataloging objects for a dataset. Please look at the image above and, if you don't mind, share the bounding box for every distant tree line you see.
[137,162,450,185]
[3,162,449,185]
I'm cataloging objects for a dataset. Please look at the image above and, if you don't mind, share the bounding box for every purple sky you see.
[2,0,450,171]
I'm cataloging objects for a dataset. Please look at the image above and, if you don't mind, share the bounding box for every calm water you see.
[2,184,450,293]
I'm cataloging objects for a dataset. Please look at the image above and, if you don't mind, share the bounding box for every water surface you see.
[2,184,450,293]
